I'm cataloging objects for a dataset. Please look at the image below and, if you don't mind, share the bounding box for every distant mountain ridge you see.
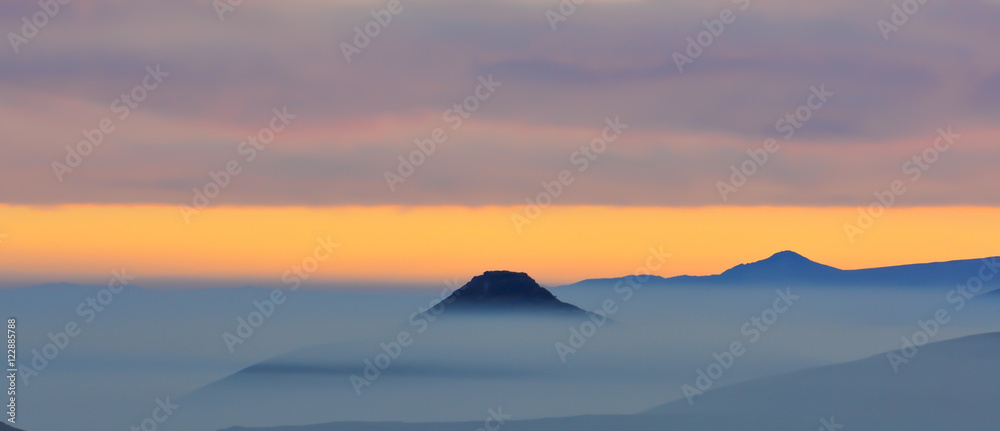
[564,251,1000,289]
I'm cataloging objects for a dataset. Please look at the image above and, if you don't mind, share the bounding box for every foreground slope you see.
[647,332,1000,429]
[217,332,1000,431]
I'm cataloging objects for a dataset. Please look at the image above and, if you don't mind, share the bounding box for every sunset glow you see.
[2,204,997,286]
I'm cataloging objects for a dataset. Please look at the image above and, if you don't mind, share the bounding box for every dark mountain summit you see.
[435,271,588,315]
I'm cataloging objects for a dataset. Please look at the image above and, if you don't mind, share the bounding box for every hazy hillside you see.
[215,332,1000,431]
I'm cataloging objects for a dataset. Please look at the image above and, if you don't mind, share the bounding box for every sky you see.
[1,0,998,286]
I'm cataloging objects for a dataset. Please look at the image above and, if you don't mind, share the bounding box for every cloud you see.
[1,0,999,206]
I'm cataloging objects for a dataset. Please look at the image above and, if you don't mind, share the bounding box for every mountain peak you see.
[766,250,811,262]
[742,250,824,267]
[718,250,841,283]
[436,271,588,314]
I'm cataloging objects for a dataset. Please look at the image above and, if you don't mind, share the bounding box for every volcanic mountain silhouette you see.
[434,270,588,315]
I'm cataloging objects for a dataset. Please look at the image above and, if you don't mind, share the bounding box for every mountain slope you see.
[214,332,1000,431]
[645,332,1000,429]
